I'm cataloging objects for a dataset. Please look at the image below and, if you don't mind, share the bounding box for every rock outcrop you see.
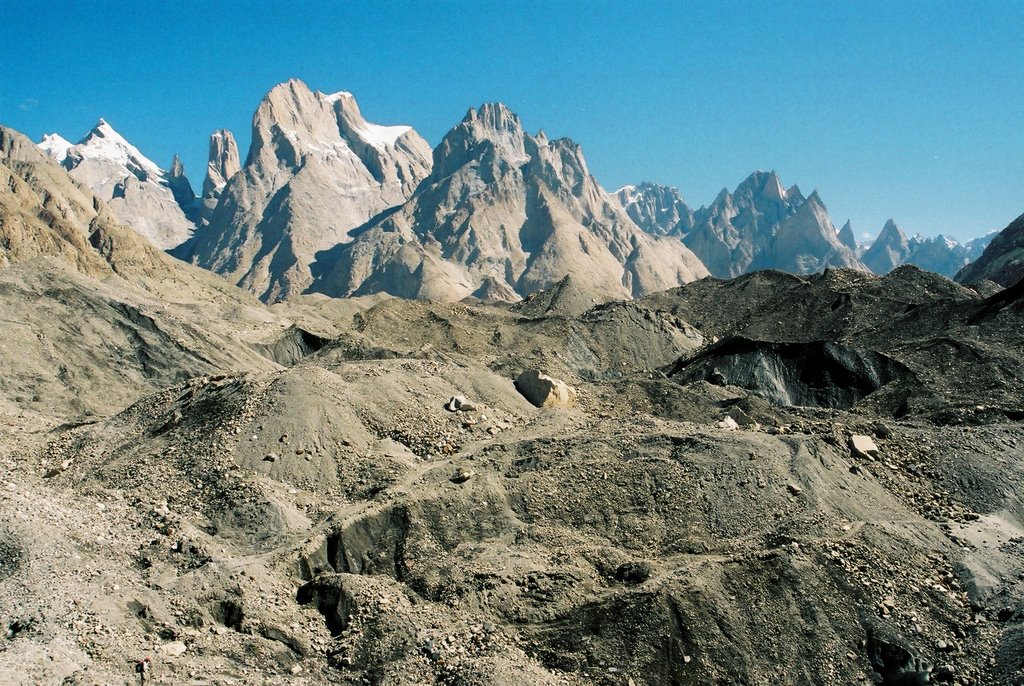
[956,211,1024,287]
[37,119,196,249]
[614,182,695,236]
[176,78,433,302]
[199,129,241,225]
[309,103,708,302]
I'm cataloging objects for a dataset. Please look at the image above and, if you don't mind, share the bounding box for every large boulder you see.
[514,370,578,408]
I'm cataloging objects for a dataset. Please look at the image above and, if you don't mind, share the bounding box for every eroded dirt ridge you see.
[1,266,1023,685]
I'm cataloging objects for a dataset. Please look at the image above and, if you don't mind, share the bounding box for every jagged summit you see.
[614,182,695,237]
[669,171,864,277]
[37,119,196,249]
[431,102,530,180]
[859,218,992,278]
[308,102,708,302]
[838,220,858,252]
[176,78,433,302]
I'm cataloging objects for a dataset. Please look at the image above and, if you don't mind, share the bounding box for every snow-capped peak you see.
[38,133,73,161]
[75,119,164,178]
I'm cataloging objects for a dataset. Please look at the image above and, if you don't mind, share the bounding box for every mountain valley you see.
[1,78,1022,686]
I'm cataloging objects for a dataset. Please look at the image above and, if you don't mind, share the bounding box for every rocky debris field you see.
[1,267,1023,685]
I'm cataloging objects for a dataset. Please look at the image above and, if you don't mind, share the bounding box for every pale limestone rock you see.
[515,370,577,409]
[849,434,879,460]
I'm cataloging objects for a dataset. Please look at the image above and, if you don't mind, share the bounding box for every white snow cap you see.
[75,119,164,177]
[38,133,73,161]
[318,89,412,150]
[320,90,354,103]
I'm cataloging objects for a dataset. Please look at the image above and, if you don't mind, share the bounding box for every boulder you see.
[717,416,740,430]
[160,640,187,657]
[444,395,476,412]
[514,370,577,409]
[850,434,879,460]
[726,406,760,429]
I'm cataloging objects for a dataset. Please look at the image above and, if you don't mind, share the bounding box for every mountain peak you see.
[170,154,185,178]
[763,170,786,200]
[463,102,522,132]
[433,102,528,180]
[838,220,858,251]
[861,218,911,275]
[877,219,908,245]
[39,133,73,162]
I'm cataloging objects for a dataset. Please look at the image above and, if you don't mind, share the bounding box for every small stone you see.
[290,665,302,675]
[787,483,803,495]
[263,453,278,462]
[718,416,740,431]
[450,468,474,484]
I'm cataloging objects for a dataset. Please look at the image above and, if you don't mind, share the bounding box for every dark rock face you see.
[669,338,911,409]
[957,211,1024,287]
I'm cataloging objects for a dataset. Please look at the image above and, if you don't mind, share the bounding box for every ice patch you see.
[353,122,411,150]
[321,90,354,103]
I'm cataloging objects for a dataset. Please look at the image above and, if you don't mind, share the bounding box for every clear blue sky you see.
[2,1,1021,241]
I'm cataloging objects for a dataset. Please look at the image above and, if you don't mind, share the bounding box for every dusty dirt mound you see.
[1,256,1023,684]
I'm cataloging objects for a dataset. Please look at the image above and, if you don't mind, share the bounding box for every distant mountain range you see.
[34,79,1013,302]
[616,176,995,280]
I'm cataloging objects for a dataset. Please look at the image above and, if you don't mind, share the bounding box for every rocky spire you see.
[862,219,910,274]
[177,78,433,302]
[838,220,858,252]
[201,129,240,200]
